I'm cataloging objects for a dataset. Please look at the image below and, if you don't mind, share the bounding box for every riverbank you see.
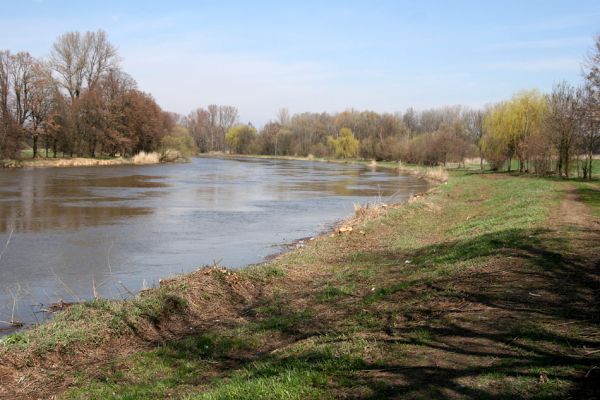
[1,152,163,169]
[199,153,449,184]
[1,168,599,399]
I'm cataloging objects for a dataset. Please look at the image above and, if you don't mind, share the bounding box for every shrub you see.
[160,126,196,162]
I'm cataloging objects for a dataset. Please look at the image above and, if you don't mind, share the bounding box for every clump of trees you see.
[204,106,478,165]
[480,59,600,179]
[187,105,239,153]
[0,30,183,161]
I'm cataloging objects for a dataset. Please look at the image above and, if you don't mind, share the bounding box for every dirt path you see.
[558,186,597,227]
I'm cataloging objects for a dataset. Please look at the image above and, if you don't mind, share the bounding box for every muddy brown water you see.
[0,157,428,331]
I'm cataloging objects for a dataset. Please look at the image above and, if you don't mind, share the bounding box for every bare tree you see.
[188,105,239,152]
[217,105,239,150]
[464,108,486,169]
[186,108,210,152]
[50,30,119,101]
[9,52,36,127]
[0,51,37,158]
[546,82,579,177]
[83,30,119,90]
[50,31,87,101]
[581,35,600,179]
[0,51,12,158]
[276,107,290,126]
[577,86,599,178]
[29,62,56,157]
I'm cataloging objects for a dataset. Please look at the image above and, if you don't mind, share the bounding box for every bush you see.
[160,126,196,162]
[309,142,329,158]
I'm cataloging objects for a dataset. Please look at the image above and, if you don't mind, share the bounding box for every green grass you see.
[18,148,119,160]
[575,181,600,217]
[64,332,262,399]
[316,284,355,302]
[19,148,59,158]
[592,158,600,176]
[0,289,188,357]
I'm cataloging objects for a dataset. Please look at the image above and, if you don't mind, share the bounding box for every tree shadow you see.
[317,224,600,398]
[94,222,599,398]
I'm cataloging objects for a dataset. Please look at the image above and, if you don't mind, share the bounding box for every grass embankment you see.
[1,168,599,399]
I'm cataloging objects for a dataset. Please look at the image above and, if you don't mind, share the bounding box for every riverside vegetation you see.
[2,32,599,180]
[0,162,598,399]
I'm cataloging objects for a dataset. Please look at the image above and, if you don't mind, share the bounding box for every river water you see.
[0,157,427,330]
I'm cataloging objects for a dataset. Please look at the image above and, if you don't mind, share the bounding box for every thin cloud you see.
[491,36,591,50]
[483,58,581,72]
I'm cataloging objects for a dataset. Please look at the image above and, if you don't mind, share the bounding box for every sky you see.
[1,0,599,126]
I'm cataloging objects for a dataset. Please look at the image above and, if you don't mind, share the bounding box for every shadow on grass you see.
[320,225,600,398]
[72,223,599,399]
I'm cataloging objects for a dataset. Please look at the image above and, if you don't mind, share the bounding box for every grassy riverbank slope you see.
[1,169,599,399]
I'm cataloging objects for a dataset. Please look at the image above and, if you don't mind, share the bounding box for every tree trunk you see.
[89,138,96,158]
[519,158,524,173]
[479,147,483,170]
[32,135,38,158]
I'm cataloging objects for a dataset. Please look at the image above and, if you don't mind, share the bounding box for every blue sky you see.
[1,0,598,125]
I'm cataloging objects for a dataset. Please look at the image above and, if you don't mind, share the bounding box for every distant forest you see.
[1,31,599,178]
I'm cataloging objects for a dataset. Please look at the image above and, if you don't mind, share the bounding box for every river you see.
[0,157,428,331]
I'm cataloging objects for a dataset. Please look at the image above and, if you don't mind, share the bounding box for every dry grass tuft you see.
[397,161,448,183]
[131,151,160,165]
[14,153,163,169]
[352,202,387,221]
[424,166,448,182]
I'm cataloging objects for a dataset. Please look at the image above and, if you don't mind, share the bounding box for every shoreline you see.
[199,153,449,184]
[3,152,449,186]
[3,157,161,169]
[0,156,432,336]
[0,161,431,336]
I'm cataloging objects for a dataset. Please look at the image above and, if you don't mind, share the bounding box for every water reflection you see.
[0,157,428,328]
[0,173,163,233]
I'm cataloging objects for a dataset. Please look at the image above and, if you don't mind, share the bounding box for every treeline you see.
[200,106,479,165]
[2,31,599,179]
[0,30,178,160]
[182,36,599,179]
